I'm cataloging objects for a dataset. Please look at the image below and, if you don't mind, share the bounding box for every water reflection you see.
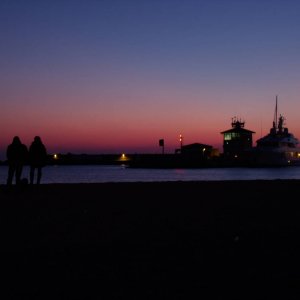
[1,165,300,184]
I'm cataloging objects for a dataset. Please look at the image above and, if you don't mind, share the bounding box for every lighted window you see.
[224,132,241,140]
[231,133,240,139]
[224,133,231,140]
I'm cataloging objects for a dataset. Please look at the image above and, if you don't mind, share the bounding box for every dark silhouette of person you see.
[6,136,28,185]
[29,136,47,185]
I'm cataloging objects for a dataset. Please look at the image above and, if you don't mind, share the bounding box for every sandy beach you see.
[1,180,300,298]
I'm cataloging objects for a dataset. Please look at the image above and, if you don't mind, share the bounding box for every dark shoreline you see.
[2,180,300,298]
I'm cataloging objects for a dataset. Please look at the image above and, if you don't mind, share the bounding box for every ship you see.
[249,97,300,166]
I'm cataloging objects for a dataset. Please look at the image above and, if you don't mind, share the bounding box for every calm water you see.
[1,165,300,184]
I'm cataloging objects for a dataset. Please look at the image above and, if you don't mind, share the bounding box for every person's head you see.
[12,136,21,144]
[34,136,41,143]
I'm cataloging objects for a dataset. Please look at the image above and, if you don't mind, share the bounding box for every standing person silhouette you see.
[29,136,47,185]
[6,136,28,185]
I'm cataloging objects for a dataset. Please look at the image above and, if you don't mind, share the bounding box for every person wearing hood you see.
[29,136,47,185]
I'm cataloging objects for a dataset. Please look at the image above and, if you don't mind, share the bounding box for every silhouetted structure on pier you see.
[221,117,255,162]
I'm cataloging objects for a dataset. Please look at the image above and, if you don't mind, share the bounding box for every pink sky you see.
[1,1,300,160]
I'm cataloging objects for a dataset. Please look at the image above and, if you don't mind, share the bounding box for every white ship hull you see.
[251,99,300,167]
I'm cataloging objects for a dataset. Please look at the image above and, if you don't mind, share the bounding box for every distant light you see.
[203,148,206,152]
[234,154,238,158]
[298,153,300,158]
[118,153,130,162]
[288,160,291,164]
[120,153,128,161]
[53,154,58,160]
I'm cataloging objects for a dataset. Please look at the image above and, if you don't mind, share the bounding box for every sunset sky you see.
[1,0,300,159]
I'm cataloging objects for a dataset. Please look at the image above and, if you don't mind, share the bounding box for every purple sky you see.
[1,0,300,159]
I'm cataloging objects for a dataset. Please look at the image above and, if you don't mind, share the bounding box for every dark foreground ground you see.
[1,180,300,299]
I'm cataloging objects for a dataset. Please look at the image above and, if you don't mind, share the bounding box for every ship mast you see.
[273,95,278,130]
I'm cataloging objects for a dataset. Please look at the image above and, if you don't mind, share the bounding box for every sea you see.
[1,165,300,184]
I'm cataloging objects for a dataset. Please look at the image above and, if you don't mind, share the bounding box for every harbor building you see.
[221,117,255,160]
